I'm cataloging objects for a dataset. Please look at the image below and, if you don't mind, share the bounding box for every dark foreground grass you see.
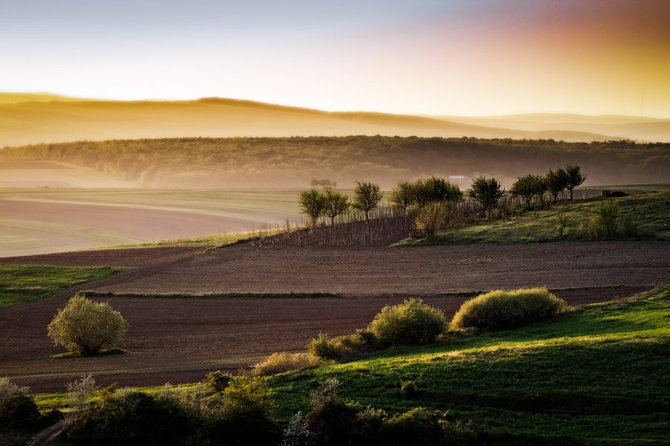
[269,285,670,444]
[0,264,117,308]
[399,191,670,245]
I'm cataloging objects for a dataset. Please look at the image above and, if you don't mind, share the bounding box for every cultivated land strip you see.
[0,241,667,392]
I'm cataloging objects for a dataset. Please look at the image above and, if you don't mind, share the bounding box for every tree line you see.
[298,165,587,234]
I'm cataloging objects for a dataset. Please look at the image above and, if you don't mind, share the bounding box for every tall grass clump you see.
[369,298,446,347]
[252,352,322,376]
[450,288,568,331]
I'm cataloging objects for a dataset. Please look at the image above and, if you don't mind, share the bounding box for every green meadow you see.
[400,190,670,245]
[269,285,670,443]
[0,265,117,308]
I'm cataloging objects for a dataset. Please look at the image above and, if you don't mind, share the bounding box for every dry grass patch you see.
[251,352,322,376]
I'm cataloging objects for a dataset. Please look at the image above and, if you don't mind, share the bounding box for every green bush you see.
[379,408,448,446]
[415,202,448,239]
[450,288,569,331]
[588,200,619,238]
[305,379,384,446]
[368,299,446,347]
[205,370,232,393]
[308,330,377,360]
[0,377,40,428]
[400,380,419,398]
[64,391,195,446]
[212,376,280,446]
[47,294,127,355]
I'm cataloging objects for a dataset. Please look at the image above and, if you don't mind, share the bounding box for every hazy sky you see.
[1,0,669,117]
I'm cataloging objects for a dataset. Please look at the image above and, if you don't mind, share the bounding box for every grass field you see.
[28,286,670,444]
[0,264,116,308]
[268,285,670,443]
[400,191,670,245]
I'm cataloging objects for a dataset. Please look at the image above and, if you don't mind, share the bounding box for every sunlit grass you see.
[0,264,117,308]
[399,191,670,245]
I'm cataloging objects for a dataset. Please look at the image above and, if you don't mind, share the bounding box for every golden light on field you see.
[1,0,669,117]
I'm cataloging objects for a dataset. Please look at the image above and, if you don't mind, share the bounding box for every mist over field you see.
[1,135,668,190]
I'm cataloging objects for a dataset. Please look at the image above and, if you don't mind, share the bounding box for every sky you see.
[1,0,669,117]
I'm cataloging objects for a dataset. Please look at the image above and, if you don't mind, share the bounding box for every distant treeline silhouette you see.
[1,136,668,188]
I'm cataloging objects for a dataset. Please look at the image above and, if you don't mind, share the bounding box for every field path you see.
[0,241,668,392]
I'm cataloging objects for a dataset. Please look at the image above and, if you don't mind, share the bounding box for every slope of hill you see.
[270,285,670,443]
[0,95,615,148]
[1,136,668,189]
[446,113,670,143]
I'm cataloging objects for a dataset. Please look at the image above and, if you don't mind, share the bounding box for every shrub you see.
[67,374,98,413]
[555,207,570,237]
[305,379,384,446]
[450,288,569,331]
[400,380,419,398]
[0,377,40,428]
[588,200,619,238]
[252,352,322,376]
[212,376,280,446]
[280,411,316,446]
[415,202,447,239]
[309,333,343,360]
[47,294,127,355]
[369,299,446,347]
[205,370,232,393]
[64,391,195,446]
[379,408,448,446]
[308,330,377,360]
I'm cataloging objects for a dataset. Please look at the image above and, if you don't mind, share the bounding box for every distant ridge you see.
[2,93,665,147]
[444,113,670,143]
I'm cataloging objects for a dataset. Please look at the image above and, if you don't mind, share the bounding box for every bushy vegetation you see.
[253,353,323,376]
[47,294,128,355]
[588,200,621,238]
[285,379,471,446]
[0,378,40,429]
[268,286,670,444]
[450,288,569,331]
[63,376,280,446]
[369,299,447,347]
[414,202,448,239]
[399,190,670,245]
[309,300,446,360]
[205,370,233,393]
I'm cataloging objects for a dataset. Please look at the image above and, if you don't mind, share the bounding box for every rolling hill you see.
[0,94,621,148]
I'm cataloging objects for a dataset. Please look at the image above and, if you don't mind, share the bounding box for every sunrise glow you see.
[1,0,669,117]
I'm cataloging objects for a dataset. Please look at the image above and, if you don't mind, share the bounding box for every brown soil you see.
[0,241,668,392]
